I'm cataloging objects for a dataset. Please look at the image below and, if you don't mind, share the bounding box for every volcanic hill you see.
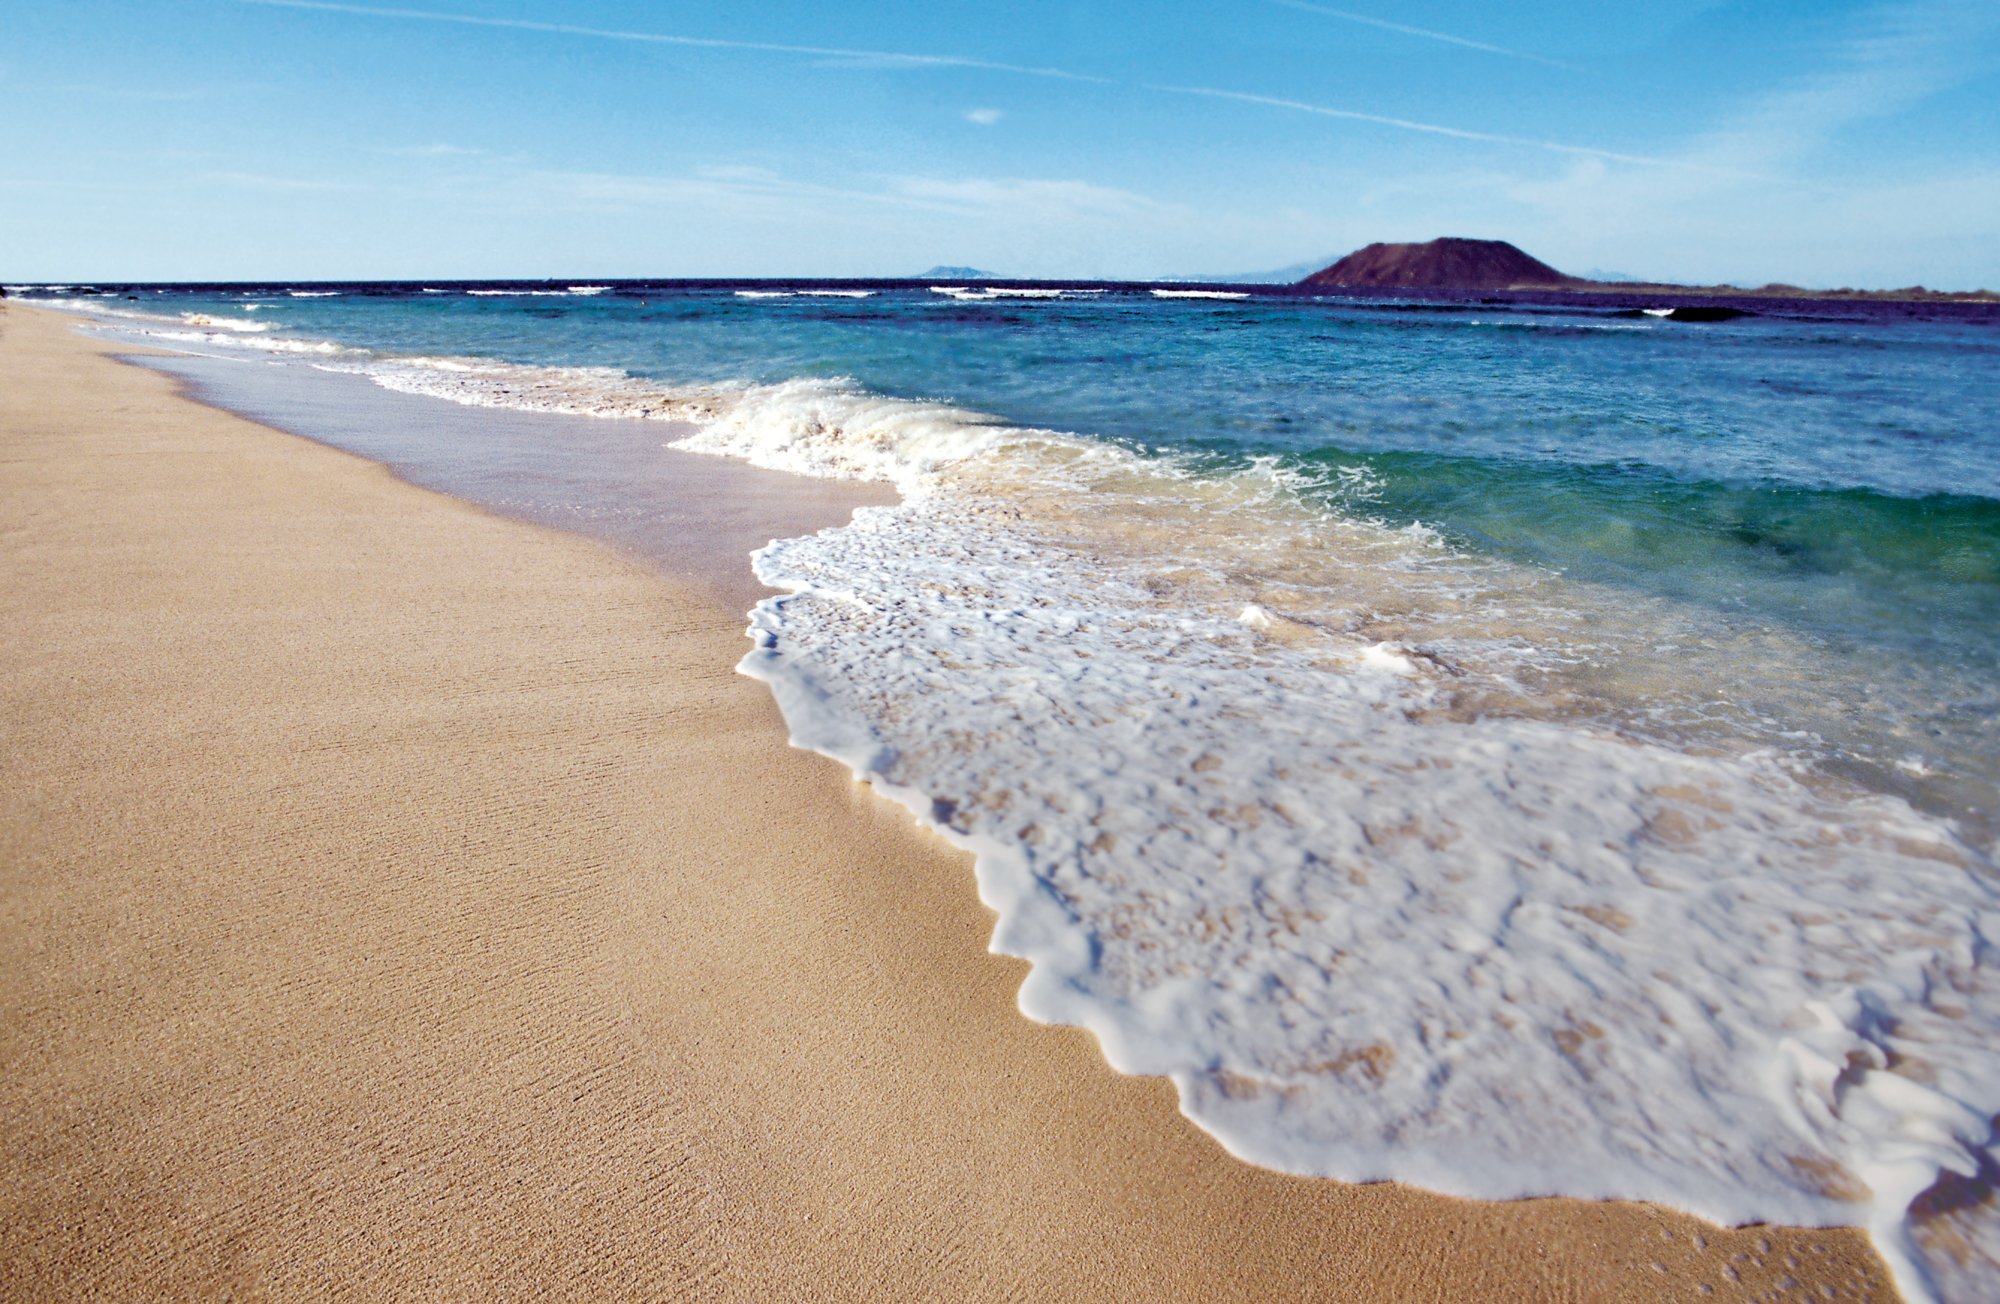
[1301,238,1579,291]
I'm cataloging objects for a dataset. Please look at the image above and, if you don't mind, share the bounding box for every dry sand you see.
[0,301,1895,1300]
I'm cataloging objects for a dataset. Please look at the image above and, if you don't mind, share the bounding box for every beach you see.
[0,299,1903,1299]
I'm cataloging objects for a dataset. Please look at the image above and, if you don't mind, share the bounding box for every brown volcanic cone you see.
[1301,237,1581,290]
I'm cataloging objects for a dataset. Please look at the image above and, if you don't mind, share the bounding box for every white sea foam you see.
[671,371,1999,1303]
[181,332,353,355]
[49,299,2000,1299]
[37,301,174,325]
[735,290,793,299]
[802,289,874,298]
[931,285,1078,300]
[180,312,272,333]
[42,300,360,357]
[466,286,610,297]
[288,290,339,298]
[1152,288,1252,300]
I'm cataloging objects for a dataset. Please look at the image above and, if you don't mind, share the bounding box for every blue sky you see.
[4,0,1997,286]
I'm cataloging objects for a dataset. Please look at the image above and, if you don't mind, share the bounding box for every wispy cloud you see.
[1509,0,2000,200]
[885,175,1166,220]
[225,0,1750,177]
[1470,0,2000,284]
[51,82,242,103]
[499,165,1169,228]
[200,169,360,191]
[1672,0,2000,174]
[228,0,1111,83]
[964,108,1005,126]
[514,164,977,221]
[375,143,487,158]
[1267,0,1579,71]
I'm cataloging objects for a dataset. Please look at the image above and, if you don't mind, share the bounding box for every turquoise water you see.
[37,281,2000,1297]
[64,281,2000,835]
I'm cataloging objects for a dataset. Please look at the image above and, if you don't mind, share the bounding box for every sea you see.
[19,278,2000,1299]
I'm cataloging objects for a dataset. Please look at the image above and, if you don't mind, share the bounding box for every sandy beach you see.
[0,300,1896,1300]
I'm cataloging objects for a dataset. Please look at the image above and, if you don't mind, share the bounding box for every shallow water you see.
[33,281,2000,1301]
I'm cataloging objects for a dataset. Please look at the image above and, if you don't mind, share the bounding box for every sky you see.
[3,0,1998,286]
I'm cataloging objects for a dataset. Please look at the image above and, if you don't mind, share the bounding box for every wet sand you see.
[0,301,1894,1300]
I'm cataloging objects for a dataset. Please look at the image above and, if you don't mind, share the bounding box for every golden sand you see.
[0,302,1894,1300]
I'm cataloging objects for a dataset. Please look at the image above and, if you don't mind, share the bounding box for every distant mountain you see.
[1301,238,1578,290]
[919,265,1000,279]
[1176,257,1337,285]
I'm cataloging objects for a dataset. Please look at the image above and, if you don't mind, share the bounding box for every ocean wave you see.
[930,286,1084,301]
[671,363,2000,1302]
[465,287,610,297]
[35,300,178,325]
[288,290,339,298]
[333,352,732,423]
[176,332,353,356]
[1152,288,1252,300]
[181,312,272,333]
[46,301,359,356]
[53,298,2000,1299]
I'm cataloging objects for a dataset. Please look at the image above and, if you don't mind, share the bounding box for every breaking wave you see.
[45,294,2000,1301]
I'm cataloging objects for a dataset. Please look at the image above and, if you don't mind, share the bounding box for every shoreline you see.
[0,301,1896,1300]
[116,343,903,617]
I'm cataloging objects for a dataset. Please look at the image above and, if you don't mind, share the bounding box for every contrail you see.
[231,0,1704,170]
[1267,0,1581,72]
[227,0,1112,83]
[1152,85,1774,178]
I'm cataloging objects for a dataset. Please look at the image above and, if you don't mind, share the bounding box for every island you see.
[1297,237,1996,304]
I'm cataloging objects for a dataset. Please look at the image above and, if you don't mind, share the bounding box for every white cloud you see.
[1671,0,1998,175]
[509,166,961,219]
[199,169,360,192]
[377,143,486,158]
[508,167,1165,227]
[363,158,1348,279]
[885,175,1163,221]
[964,108,1004,126]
